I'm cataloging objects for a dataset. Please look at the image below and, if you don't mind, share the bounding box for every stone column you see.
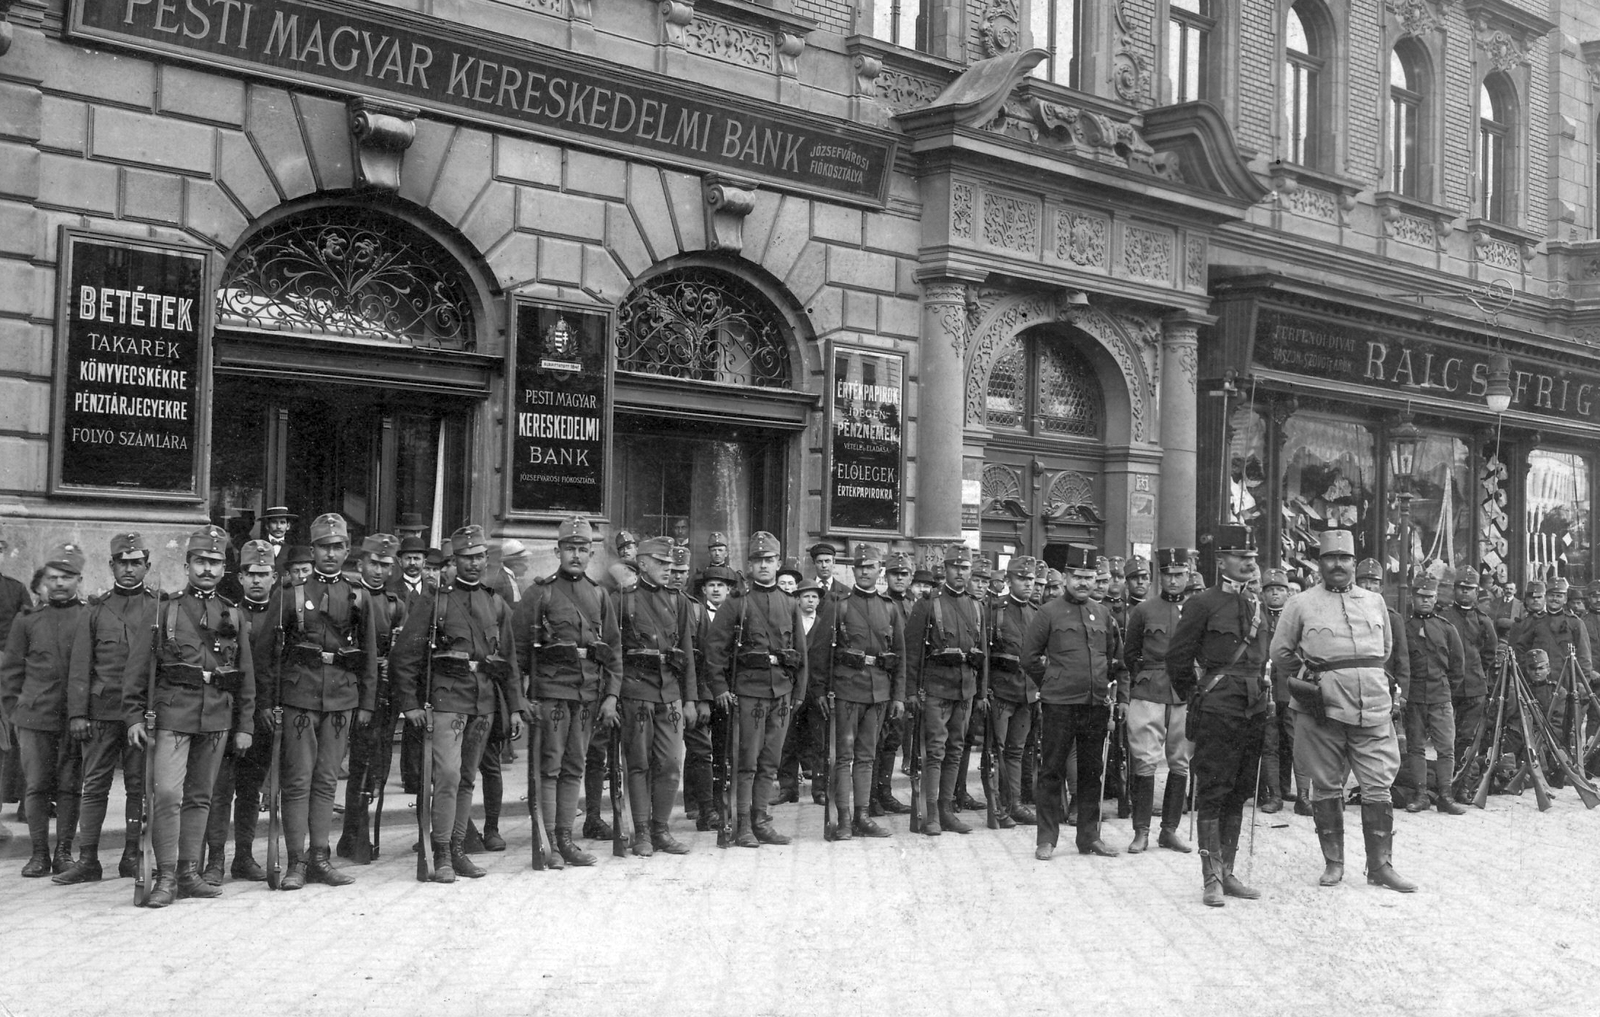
[915,278,971,550]
[1158,314,1205,547]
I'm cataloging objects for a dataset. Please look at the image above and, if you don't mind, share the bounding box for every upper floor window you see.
[1031,0,1081,88]
[986,335,1103,439]
[1388,46,1423,196]
[1168,0,1213,103]
[1283,3,1327,167]
[1479,75,1514,223]
[872,0,927,51]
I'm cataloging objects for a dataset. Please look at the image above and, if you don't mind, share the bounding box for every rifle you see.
[719,599,748,848]
[134,577,161,907]
[1472,654,1511,809]
[266,584,285,888]
[1509,671,1553,812]
[979,602,998,830]
[1118,717,1133,819]
[416,581,441,882]
[528,710,547,869]
[610,724,631,857]
[909,615,930,834]
[822,606,838,842]
[1520,662,1600,809]
[350,657,382,865]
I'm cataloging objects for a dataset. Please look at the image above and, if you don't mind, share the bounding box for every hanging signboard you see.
[506,298,612,518]
[51,230,211,501]
[826,342,905,535]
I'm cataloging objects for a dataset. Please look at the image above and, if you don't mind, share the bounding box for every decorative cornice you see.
[1461,0,1556,42]
[894,49,1048,132]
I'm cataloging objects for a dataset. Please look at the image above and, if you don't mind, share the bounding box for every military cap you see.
[1588,580,1600,597]
[1528,647,1550,670]
[310,513,349,545]
[185,525,229,560]
[943,544,974,566]
[399,535,428,555]
[670,545,691,568]
[1415,576,1440,596]
[707,531,729,549]
[44,541,85,574]
[854,545,883,566]
[886,552,913,574]
[614,529,639,553]
[794,578,824,595]
[450,524,488,555]
[362,533,400,563]
[971,553,992,579]
[1212,524,1257,556]
[1062,544,1099,575]
[556,516,594,545]
[1354,558,1383,581]
[777,557,804,581]
[1156,548,1191,573]
[1107,580,1127,602]
[1262,567,1289,589]
[1006,556,1036,578]
[1045,569,1065,586]
[1318,530,1356,558]
[1454,571,1480,589]
[239,539,276,572]
[912,569,937,585]
[1186,572,1206,592]
[1525,580,1547,597]
[287,544,314,565]
[699,565,739,585]
[1549,576,1570,594]
[109,531,149,559]
[637,537,675,562]
[424,547,447,567]
[808,542,839,560]
[749,532,781,558]
[261,506,297,522]
[1123,556,1151,579]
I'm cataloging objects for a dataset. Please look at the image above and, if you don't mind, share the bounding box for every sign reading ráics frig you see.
[507,299,611,518]
[827,343,905,534]
[72,0,894,205]
[52,230,209,501]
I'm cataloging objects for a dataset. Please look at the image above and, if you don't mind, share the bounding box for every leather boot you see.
[852,808,890,838]
[938,799,972,835]
[1157,777,1192,853]
[1259,764,1283,814]
[650,822,690,855]
[1197,818,1225,908]
[279,851,307,891]
[555,828,596,867]
[734,813,760,848]
[1218,814,1261,899]
[481,825,506,851]
[997,789,1017,829]
[630,828,654,857]
[1433,760,1467,815]
[201,847,226,887]
[21,850,52,878]
[1127,774,1154,854]
[1312,797,1344,886]
[450,837,486,878]
[144,865,177,908]
[52,839,74,875]
[307,846,354,886]
[956,788,985,812]
[582,813,613,840]
[428,840,455,883]
[753,812,791,845]
[1294,791,1314,816]
[118,841,140,879]
[875,751,910,815]
[832,798,853,841]
[463,819,486,854]
[231,849,266,882]
[1065,795,1078,827]
[176,859,222,899]
[52,846,102,885]
[1361,802,1417,892]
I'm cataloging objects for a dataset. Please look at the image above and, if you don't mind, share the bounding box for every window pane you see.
[985,340,1026,429]
[1035,343,1102,437]
[1390,51,1405,89]
[1171,0,1203,11]
[1387,435,1470,581]
[1052,0,1077,86]
[1526,449,1592,586]
[1227,404,1269,550]
[1280,414,1377,572]
[1286,7,1308,54]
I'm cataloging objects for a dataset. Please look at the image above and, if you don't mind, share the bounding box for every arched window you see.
[1479,74,1514,223]
[985,335,1103,438]
[1388,44,1425,197]
[217,206,476,350]
[1283,3,1327,167]
[1030,0,1081,88]
[615,267,792,388]
[1168,0,1213,103]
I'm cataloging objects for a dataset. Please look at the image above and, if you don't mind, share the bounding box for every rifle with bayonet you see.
[979,600,998,830]
[1472,652,1511,808]
[909,614,930,834]
[719,599,747,848]
[134,577,162,907]
[415,581,441,882]
[265,582,285,888]
[822,603,838,842]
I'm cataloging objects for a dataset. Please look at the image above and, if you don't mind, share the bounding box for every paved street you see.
[2,756,1598,1017]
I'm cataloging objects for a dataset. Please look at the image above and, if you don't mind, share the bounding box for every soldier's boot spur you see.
[1312,797,1344,886]
[1361,802,1417,893]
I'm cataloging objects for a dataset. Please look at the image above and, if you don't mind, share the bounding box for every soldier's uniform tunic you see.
[336,576,408,856]
[1122,585,1192,837]
[988,591,1038,819]
[203,584,280,878]
[906,582,983,833]
[1403,601,1466,807]
[1444,589,1496,788]
[815,583,905,832]
[3,594,87,871]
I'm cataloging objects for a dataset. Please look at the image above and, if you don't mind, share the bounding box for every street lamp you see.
[1485,352,1512,414]
[1390,415,1421,616]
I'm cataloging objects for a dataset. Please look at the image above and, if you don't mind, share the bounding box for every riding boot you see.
[231,807,265,881]
[428,840,455,883]
[921,762,942,835]
[1433,760,1467,815]
[1312,797,1344,886]
[1361,802,1417,892]
[1157,776,1192,852]
[1258,762,1283,814]
[582,763,611,839]
[1126,774,1154,853]
[874,749,909,814]
[1197,818,1225,907]
[176,859,222,899]
[1218,812,1261,899]
[143,864,177,908]
[52,846,102,885]
[306,846,354,886]
[555,828,596,867]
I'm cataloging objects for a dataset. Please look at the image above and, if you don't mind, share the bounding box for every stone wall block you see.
[292,93,354,192]
[0,201,41,260]
[0,82,42,143]
[459,180,517,258]
[90,107,213,175]
[605,203,652,279]
[661,171,705,251]
[582,243,631,303]
[759,194,813,283]
[812,204,863,245]
[157,66,246,126]
[247,87,316,199]
[805,286,844,335]
[489,232,541,288]
[0,319,51,376]
[217,130,281,217]
[399,119,455,207]
[0,376,49,434]
[865,212,920,255]
[627,167,677,262]
[121,168,184,224]
[430,129,495,227]
[11,43,154,107]
[565,150,627,199]
[183,178,249,248]
[738,189,782,265]
[495,136,562,188]
[539,237,584,286]
[843,288,878,331]
[0,436,47,495]
[36,153,114,214]
[878,295,921,339]
[517,188,606,242]
[784,239,828,305]
[38,97,86,155]
[825,245,895,292]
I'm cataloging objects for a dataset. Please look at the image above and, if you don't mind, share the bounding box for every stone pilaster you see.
[915,278,972,550]
[1158,314,1205,547]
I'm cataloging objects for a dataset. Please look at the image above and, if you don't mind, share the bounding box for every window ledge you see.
[1466,218,1539,271]
[844,35,963,115]
[1374,193,1466,247]
[1269,162,1362,224]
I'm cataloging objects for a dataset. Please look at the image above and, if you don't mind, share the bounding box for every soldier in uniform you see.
[1120,547,1194,854]
[1043,570,1065,602]
[1021,544,1121,859]
[59,534,156,884]
[813,545,905,838]
[336,534,409,861]
[1270,529,1415,894]
[980,555,1007,601]
[514,516,621,867]
[392,524,529,882]
[905,545,986,837]
[123,526,255,907]
[1515,576,1594,713]
[704,531,806,847]
[1445,571,1497,793]
[1258,567,1294,815]
[200,539,280,884]
[2,542,87,877]
[1124,558,1151,608]
[987,556,1039,828]
[869,552,915,817]
[1401,577,1468,814]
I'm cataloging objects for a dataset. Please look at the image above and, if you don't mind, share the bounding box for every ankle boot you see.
[752,812,791,845]
[1127,774,1154,854]
[230,849,266,882]
[939,799,972,835]
[852,809,890,838]
[629,826,654,856]
[1197,818,1225,907]
[307,846,354,886]
[176,859,222,899]
[831,800,853,841]
[481,825,506,852]
[144,864,177,908]
[582,813,613,840]
[1259,766,1283,814]
[21,850,52,878]
[52,846,102,885]
[462,819,486,854]
[555,828,596,867]
[118,841,140,879]
[1294,791,1314,816]
[450,837,486,878]
[201,847,226,886]
[1361,802,1417,893]
[1218,814,1261,899]
[1157,777,1192,852]
[734,814,759,848]
[52,839,74,875]
[650,821,690,855]
[279,851,307,891]
[1312,797,1344,886]
[429,840,456,883]
[1433,760,1467,815]
[875,757,909,815]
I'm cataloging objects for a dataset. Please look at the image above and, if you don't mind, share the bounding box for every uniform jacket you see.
[390,580,526,718]
[513,570,621,703]
[886,589,915,625]
[609,579,694,703]
[906,584,984,701]
[238,593,283,725]
[0,572,33,653]
[1443,602,1496,699]
[2,600,85,732]
[813,586,906,705]
[1265,607,1289,704]
[1121,593,1185,705]
[1019,595,1122,706]
[704,584,807,700]
[68,586,158,722]
[1269,584,1397,728]
[1166,582,1271,719]
[1405,610,1467,704]
[987,595,1039,705]
[1512,610,1595,685]
[279,571,379,714]
[1385,607,1411,692]
[122,588,255,735]
[685,597,712,702]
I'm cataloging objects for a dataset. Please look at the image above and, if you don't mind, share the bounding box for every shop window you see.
[1387,434,1469,577]
[616,267,791,388]
[1478,75,1514,224]
[1030,0,1080,88]
[1167,0,1212,103]
[1388,44,1425,198]
[1526,449,1591,585]
[217,206,475,350]
[1227,404,1268,549]
[1282,2,1330,169]
[984,335,1102,438]
[1280,413,1375,569]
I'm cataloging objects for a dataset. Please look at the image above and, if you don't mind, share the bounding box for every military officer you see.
[704,531,806,847]
[1444,571,1497,794]
[337,534,409,861]
[123,526,255,908]
[1271,529,1414,895]
[392,524,530,883]
[59,534,156,884]
[2,542,87,878]
[1120,547,1194,854]
[1402,577,1468,815]
[514,516,621,867]
[813,546,905,838]
[1258,567,1294,815]
[987,556,1040,828]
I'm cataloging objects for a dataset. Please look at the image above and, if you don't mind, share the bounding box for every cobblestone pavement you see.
[2,757,1597,1017]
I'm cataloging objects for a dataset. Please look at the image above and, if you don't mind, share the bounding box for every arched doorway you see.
[208,203,492,549]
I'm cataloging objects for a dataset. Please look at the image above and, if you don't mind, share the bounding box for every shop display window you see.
[1386,434,1470,578]
[1279,413,1375,571]
[1526,449,1591,584]
[1226,405,1269,551]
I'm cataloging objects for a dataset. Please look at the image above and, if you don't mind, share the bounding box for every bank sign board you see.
[72,0,894,205]
[52,230,210,501]
[826,343,905,534]
[507,299,611,518]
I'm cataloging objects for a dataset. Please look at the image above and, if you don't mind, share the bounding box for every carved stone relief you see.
[978,0,1021,58]
[686,14,774,69]
[1110,0,1151,103]
[1184,237,1207,286]
[982,192,1040,254]
[952,183,974,240]
[1057,211,1108,268]
[1122,226,1173,282]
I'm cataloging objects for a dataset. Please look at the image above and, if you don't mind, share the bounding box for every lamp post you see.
[1391,415,1421,617]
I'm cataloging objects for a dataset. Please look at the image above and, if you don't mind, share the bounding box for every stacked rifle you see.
[1457,650,1600,811]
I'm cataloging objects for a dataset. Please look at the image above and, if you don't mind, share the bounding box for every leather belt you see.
[1307,656,1386,673]
[862,654,880,666]
[991,653,1020,663]
[625,649,663,658]
[319,651,335,665]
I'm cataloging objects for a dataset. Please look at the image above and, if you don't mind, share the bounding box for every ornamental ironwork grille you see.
[985,336,1102,438]
[615,268,791,388]
[217,207,475,350]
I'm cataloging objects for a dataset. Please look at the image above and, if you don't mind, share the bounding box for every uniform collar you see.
[853,584,877,596]
[453,578,481,591]
[941,582,968,597]
[112,583,146,597]
[242,596,271,611]
[362,580,385,593]
[1323,581,1354,594]
[313,569,342,583]
[1161,591,1185,603]
[1220,576,1249,595]
[1007,593,1030,606]
[187,585,217,599]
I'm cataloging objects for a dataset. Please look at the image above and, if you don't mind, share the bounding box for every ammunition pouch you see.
[932,648,967,667]
[482,656,512,684]
[779,648,802,670]
[878,652,899,672]
[335,647,366,674]
[835,648,868,669]
[1287,672,1327,722]
[667,648,690,675]
[288,643,332,668]
[541,643,583,665]
[159,663,207,688]
[587,643,616,666]
[431,651,474,679]
[737,651,780,669]
[212,667,243,695]
[989,654,1021,673]
[965,649,986,669]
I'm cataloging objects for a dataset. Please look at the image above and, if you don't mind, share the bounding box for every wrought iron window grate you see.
[616,268,791,388]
